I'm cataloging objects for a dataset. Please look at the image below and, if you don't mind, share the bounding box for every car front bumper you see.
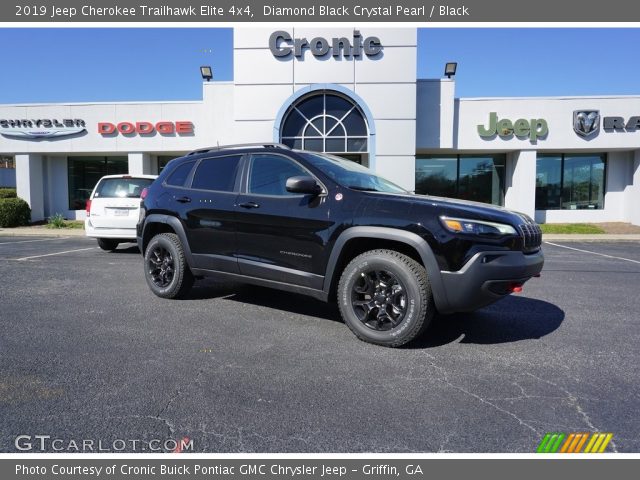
[439,248,544,313]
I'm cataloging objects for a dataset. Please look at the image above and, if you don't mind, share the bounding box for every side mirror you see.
[285,175,323,195]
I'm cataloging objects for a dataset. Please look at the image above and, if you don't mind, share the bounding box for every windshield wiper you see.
[347,186,380,192]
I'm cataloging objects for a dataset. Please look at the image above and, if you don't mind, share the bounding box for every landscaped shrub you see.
[0,188,17,198]
[46,213,66,229]
[0,197,31,227]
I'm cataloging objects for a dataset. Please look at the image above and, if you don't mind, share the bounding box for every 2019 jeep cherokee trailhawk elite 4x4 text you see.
[137,144,543,347]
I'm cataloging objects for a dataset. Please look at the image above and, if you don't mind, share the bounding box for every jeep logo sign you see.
[478,112,548,143]
[269,30,382,59]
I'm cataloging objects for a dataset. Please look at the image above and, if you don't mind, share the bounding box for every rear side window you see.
[166,161,194,187]
[94,177,153,199]
[191,155,242,192]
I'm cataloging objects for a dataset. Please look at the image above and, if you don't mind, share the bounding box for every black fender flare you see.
[323,227,451,313]
[142,214,195,267]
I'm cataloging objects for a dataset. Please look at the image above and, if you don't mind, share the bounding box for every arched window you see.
[280,92,368,154]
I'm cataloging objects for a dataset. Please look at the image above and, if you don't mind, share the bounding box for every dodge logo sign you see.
[573,110,600,138]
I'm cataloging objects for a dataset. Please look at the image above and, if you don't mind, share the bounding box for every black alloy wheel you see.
[143,233,194,299]
[338,249,434,347]
[351,269,407,331]
[147,245,175,288]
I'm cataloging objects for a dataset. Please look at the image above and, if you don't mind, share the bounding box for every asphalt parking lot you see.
[0,236,638,453]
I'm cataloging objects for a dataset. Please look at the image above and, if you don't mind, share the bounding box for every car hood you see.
[363,191,532,225]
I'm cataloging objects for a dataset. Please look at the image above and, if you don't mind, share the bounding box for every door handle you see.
[239,201,260,209]
[175,196,191,203]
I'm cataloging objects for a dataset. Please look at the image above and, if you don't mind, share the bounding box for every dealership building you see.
[1,28,639,226]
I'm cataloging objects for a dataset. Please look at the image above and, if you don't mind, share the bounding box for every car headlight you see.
[440,216,517,236]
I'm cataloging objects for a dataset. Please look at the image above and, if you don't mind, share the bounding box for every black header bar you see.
[4,1,640,22]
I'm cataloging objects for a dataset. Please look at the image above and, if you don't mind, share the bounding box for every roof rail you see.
[187,143,291,156]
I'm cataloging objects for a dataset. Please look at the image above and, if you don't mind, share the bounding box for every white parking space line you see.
[0,237,70,245]
[14,247,98,261]
[545,241,640,264]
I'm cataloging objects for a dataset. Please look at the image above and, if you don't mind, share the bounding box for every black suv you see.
[137,144,543,347]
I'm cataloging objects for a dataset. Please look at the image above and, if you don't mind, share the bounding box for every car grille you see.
[519,223,543,252]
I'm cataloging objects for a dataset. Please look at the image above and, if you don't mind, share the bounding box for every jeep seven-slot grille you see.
[519,223,542,252]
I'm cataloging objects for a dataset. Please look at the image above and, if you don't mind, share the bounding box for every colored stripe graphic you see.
[574,433,590,453]
[584,433,613,453]
[536,433,565,453]
[560,433,576,453]
[538,433,613,453]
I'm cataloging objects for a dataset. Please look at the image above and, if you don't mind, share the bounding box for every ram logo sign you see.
[573,110,600,138]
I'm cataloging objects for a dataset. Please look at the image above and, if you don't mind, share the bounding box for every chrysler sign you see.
[0,118,86,139]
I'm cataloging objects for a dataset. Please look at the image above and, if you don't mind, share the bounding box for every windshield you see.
[300,152,408,194]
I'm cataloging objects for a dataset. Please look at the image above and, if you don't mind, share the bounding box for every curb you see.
[543,234,640,242]
[0,228,86,237]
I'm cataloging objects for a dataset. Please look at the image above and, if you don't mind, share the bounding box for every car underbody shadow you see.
[183,279,564,345]
[184,280,344,323]
[407,295,565,349]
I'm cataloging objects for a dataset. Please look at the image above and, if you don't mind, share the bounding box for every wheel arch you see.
[141,214,195,267]
[324,227,450,313]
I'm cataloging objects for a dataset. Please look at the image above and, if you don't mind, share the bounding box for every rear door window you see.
[191,155,242,192]
[93,177,153,199]
[165,161,195,187]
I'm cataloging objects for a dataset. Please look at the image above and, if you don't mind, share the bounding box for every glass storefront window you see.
[535,155,562,209]
[459,155,506,205]
[536,154,606,210]
[158,156,182,173]
[1,156,14,169]
[68,157,127,210]
[415,154,505,206]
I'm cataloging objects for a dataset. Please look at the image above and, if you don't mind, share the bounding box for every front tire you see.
[144,233,194,299]
[338,249,434,347]
[97,238,118,251]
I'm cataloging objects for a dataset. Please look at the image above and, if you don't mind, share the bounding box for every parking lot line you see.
[545,241,640,264]
[0,237,70,245]
[15,247,98,261]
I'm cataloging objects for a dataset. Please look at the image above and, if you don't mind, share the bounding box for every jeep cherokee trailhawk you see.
[137,144,543,347]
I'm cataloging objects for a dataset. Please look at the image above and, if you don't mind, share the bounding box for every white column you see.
[128,153,152,175]
[504,150,536,219]
[631,150,640,227]
[15,153,45,222]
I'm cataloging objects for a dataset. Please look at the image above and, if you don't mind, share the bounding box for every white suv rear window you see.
[94,178,154,199]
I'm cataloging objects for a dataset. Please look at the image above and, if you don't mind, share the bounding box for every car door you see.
[235,152,334,290]
[177,154,243,273]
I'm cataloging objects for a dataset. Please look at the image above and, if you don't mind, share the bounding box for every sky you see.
[0,27,638,103]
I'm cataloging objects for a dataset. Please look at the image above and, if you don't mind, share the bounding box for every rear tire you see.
[97,238,118,251]
[144,233,194,299]
[337,249,434,347]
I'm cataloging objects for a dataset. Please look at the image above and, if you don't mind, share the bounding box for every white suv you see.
[85,174,157,251]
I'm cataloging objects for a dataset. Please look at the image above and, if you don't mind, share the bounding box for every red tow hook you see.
[508,283,524,293]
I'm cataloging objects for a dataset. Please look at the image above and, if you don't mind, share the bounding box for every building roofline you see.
[457,94,640,101]
[0,100,203,108]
